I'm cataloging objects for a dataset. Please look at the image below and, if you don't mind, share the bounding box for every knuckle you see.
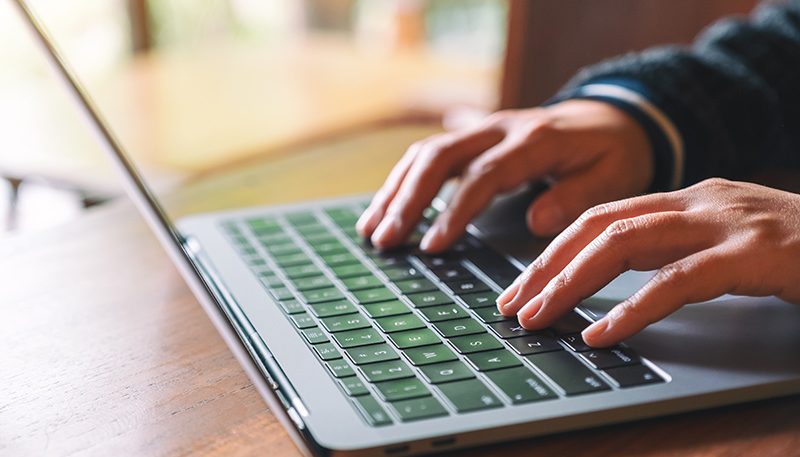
[577,202,617,227]
[603,218,639,243]
[610,299,650,324]
[654,262,691,288]
[466,157,505,180]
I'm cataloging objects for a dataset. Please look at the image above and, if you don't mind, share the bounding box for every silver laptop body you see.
[16,1,800,455]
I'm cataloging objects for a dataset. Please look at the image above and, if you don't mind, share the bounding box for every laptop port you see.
[385,444,409,455]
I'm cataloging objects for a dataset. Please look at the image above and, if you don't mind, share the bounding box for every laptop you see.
[16,1,800,455]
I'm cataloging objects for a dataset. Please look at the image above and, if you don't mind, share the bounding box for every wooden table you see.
[3,125,800,456]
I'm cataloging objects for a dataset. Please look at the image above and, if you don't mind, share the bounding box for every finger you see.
[417,138,534,251]
[517,211,717,329]
[581,246,736,347]
[420,127,567,252]
[498,192,687,315]
[357,142,420,237]
[525,158,636,237]
[371,128,504,249]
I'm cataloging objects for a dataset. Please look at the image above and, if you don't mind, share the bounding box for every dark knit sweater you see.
[557,0,800,190]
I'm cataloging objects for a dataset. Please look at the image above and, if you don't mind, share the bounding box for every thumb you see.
[526,171,613,237]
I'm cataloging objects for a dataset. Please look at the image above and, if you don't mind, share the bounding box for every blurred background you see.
[0,0,756,235]
[0,0,507,233]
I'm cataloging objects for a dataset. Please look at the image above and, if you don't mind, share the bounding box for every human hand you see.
[496,178,800,347]
[357,99,654,252]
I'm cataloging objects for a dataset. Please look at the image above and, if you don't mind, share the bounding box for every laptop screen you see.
[11,0,503,235]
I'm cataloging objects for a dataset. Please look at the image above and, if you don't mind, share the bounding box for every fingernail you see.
[356,206,380,235]
[419,224,443,252]
[496,282,519,307]
[517,295,544,322]
[582,319,609,343]
[372,216,400,247]
[533,203,564,234]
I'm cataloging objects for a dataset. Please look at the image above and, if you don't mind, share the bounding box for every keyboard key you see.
[388,328,441,349]
[325,359,355,378]
[342,275,383,291]
[352,287,397,305]
[419,361,475,384]
[550,312,591,334]
[488,320,540,339]
[353,396,392,426]
[450,334,504,354]
[579,348,640,369]
[405,291,453,308]
[432,318,485,338]
[300,287,345,304]
[308,299,357,318]
[474,307,512,323]
[486,367,557,404]
[527,351,610,395]
[284,264,322,279]
[404,344,458,366]
[339,377,370,396]
[383,265,423,281]
[375,378,430,401]
[374,314,426,333]
[265,243,301,257]
[437,379,502,412]
[286,212,319,226]
[274,253,311,268]
[321,252,360,267]
[331,263,371,278]
[332,328,385,348]
[278,299,305,315]
[296,225,329,237]
[507,334,563,355]
[345,343,399,365]
[419,304,466,322]
[292,275,333,291]
[417,254,457,269]
[313,342,342,361]
[260,275,284,289]
[459,291,499,309]
[369,253,408,269]
[360,359,415,382]
[320,314,371,333]
[431,265,474,281]
[362,300,412,318]
[445,279,490,295]
[395,278,438,294]
[290,313,317,329]
[465,349,522,371]
[301,327,329,344]
[390,397,448,422]
[561,333,591,352]
[270,287,295,302]
[604,364,664,388]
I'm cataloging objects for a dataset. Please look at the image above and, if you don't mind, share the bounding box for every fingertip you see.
[419,224,445,253]
[581,319,613,347]
[527,198,565,237]
[371,216,401,249]
[496,283,519,307]
[356,207,380,237]
[516,296,544,328]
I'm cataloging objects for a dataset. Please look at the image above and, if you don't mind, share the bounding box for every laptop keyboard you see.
[221,203,665,426]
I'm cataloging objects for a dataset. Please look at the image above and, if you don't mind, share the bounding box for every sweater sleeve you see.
[554,0,800,188]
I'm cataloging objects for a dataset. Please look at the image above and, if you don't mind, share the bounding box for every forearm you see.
[555,0,800,189]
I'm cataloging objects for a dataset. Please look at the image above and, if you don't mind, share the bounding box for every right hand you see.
[356,99,656,252]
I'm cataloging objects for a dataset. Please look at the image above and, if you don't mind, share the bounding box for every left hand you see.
[496,178,800,347]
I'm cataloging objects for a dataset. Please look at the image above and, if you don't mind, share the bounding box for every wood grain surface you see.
[3,126,800,456]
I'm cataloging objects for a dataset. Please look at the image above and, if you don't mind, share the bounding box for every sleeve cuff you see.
[547,79,685,192]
